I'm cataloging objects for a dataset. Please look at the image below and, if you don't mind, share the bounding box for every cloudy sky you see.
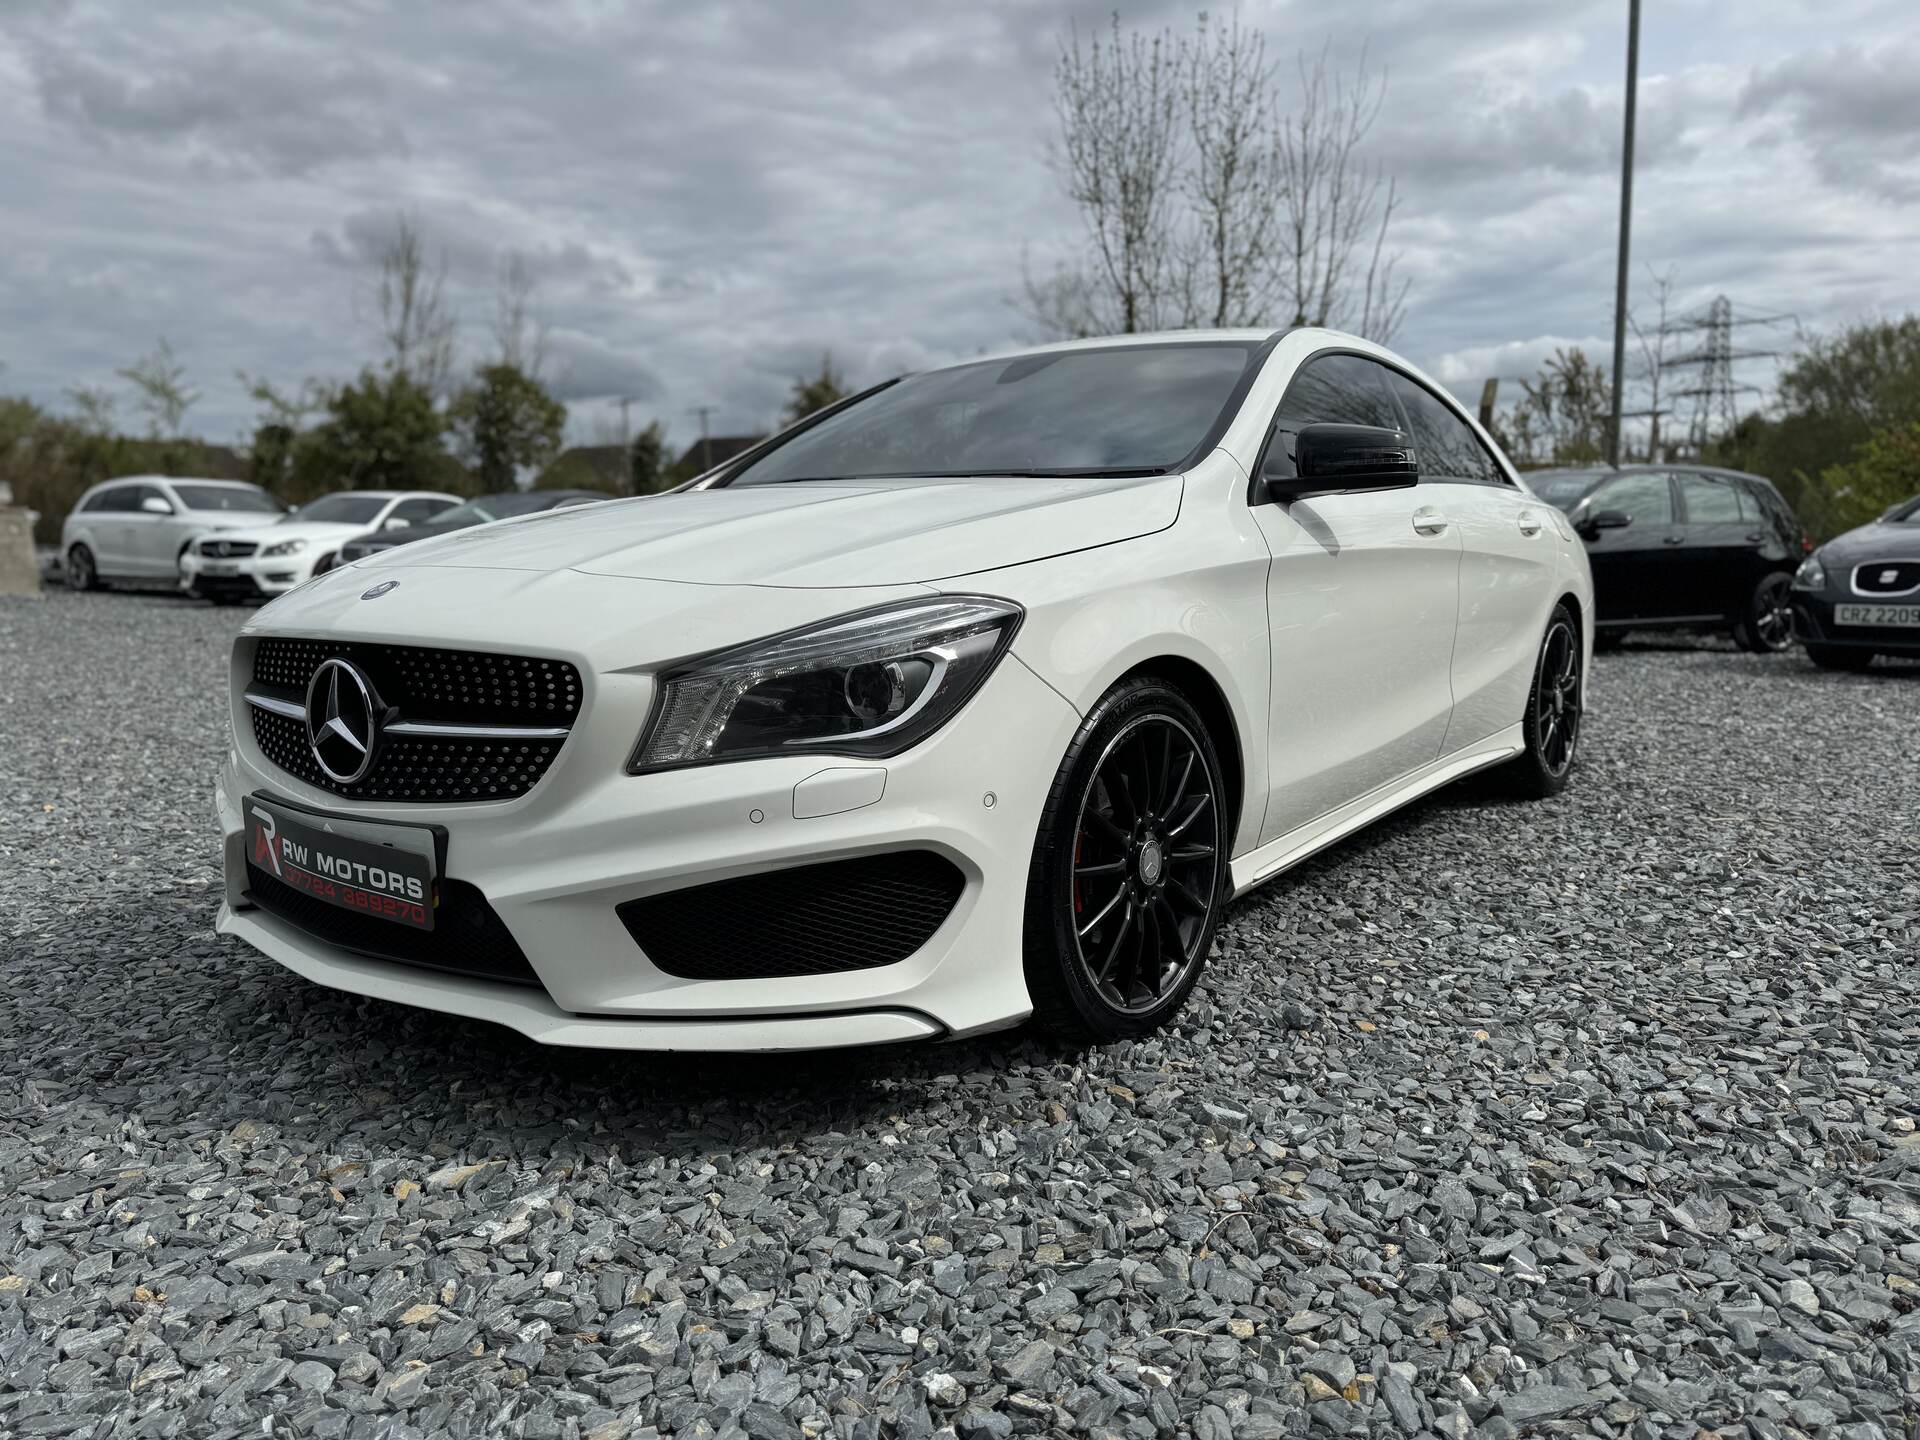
[3,0,1917,458]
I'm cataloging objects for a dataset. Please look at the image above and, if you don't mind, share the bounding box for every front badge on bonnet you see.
[362,580,399,599]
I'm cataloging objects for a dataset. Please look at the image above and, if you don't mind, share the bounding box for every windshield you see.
[287,493,390,525]
[171,483,283,514]
[1527,471,1606,508]
[725,342,1257,486]
[1884,494,1920,524]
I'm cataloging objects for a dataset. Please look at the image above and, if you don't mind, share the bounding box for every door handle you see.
[1516,510,1543,537]
[1663,535,1686,545]
[1412,507,1448,536]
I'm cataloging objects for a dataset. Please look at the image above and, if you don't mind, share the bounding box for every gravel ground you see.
[2,590,1917,1440]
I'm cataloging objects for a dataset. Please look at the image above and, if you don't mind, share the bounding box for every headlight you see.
[632,596,1022,771]
[260,538,307,558]
[1792,554,1826,591]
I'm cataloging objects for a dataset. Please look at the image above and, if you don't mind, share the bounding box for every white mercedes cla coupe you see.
[215,329,1592,1051]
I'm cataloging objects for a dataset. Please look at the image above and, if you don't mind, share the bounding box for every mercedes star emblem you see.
[362,580,400,599]
[305,658,382,784]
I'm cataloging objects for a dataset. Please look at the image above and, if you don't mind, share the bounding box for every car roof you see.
[941,327,1283,373]
[96,474,257,488]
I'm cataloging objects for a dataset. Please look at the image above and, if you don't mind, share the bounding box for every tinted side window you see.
[391,497,447,523]
[1386,374,1504,485]
[79,489,116,513]
[1261,354,1401,479]
[1591,472,1674,526]
[1679,474,1742,524]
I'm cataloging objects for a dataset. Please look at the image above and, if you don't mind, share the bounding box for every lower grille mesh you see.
[618,852,965,980]
[246,865,543,988]
[250,708,563,803]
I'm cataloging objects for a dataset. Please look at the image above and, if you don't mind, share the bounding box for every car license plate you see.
[244,795,437,930]
[202,562,239,576]
[1835,602,1920,627]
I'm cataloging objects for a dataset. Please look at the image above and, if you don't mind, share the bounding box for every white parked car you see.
[182,489,458,604]
[62,476,284,590]
[215,329,1593,1051]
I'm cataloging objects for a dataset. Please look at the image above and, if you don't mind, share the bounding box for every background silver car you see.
[60,476,284,591]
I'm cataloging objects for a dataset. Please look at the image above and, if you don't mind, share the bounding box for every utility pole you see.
[1608,0,1641,468]
[688,405,715,472]
[616,396,637,447]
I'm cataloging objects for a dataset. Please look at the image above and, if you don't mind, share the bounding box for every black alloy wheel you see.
[1025,677,1226,1040]
[1507,603,1583,798]
[65,544,98,591]
[1735,572,1795,653]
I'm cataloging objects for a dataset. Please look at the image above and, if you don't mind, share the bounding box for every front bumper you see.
[215,642,1078,1050]
[182,547,316,598]
[1791,592,1920,655]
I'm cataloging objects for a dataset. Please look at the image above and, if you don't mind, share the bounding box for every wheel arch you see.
[1113,654,1246,855]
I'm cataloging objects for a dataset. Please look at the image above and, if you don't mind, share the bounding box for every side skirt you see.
[1228,723,1525,899]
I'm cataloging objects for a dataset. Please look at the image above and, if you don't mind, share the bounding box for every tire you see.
[1023,676,1228,1043]
[65,544,100,592]
[1807,644,1874,672]
[1733,572,1795,653]
[1504,603,1584,799]
[312,552,338,576]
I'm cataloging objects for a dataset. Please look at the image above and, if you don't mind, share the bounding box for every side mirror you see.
[384,517,411,531]
[140,496,174,515]
[1583,508,1631,533]
[1265,424,1418,503]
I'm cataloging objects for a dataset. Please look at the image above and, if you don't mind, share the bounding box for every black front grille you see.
[253,638,581,725]
[200,538,259,558]
[248,638,581,803]
[618,852,965,980]
[246,864,543,988]
[1855,560,1920,596]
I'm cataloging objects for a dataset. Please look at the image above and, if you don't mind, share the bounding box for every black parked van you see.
[1528,464,1811,652]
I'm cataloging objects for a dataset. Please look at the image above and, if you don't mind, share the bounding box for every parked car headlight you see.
[260,539,307,558]
[1791,554,1827,591]
[632,596,1022,771]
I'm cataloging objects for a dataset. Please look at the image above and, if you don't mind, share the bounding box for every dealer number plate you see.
[244,795,437,930]
[1835,603,1920,628]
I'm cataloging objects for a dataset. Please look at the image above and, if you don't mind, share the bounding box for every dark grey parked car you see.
[336,489,606,565]
[1528,464,1812,652]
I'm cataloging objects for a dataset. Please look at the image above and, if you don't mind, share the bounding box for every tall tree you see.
[449,364,567,491]
[1046,15,1183,335]
[1027,14,1408,342]
[117,338,199,437]
[492,252,549,379]
[371,215,457,396]
[1182,12,1287,328]
[629,419,667,494]
[65,385,117,436]
[1624,267,1678,463]
[1502,349,1612,468]
[782,354,849,427]
[1274,45,1406,341]
[308,369,453,493]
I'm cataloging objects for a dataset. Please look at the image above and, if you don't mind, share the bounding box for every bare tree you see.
[1050,15,1184,334]
[116,338,199,437]
[1181,12,1287,328]
[239,372,328,430]
[1274,44,1407,342]
[371,215,457,395]
[1026,15,1410,343]
[492,252,550,378]
[66,384,117,435]
[1625,265,1678,462]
